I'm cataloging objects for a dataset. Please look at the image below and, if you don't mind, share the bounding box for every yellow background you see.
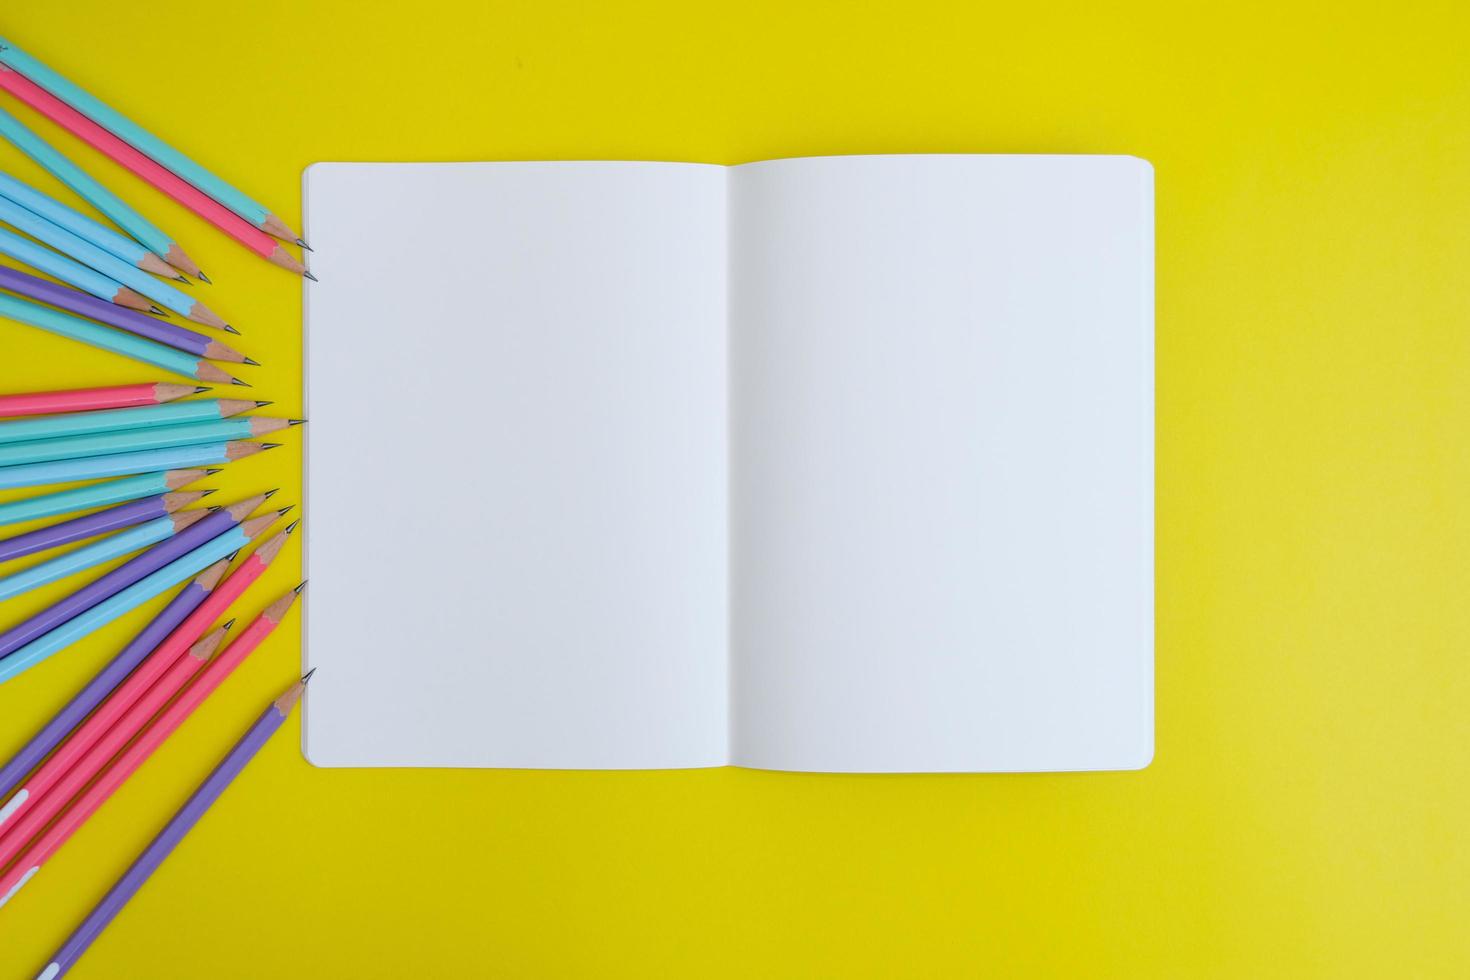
[1,1,1467,976]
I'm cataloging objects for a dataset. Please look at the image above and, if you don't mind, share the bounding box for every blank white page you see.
[303,162,729,768]
[729,155,1153,772]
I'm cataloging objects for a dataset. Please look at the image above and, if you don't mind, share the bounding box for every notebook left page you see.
[303,162,730,768]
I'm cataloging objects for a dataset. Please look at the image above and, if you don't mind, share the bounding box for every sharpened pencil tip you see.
[198,271,212,284]
[206,468,222,475]
[175,275,190,284]
[223,324,241,335]
[285,519,301,534]
[223,618,236,630]
[296,239,312,251]
[227,549,241,560]
[255,400,273,408]
[302,667,318,683]
[277,504,295,516]
[294,581,308,594]
[149,305,167,315]
[288,419,306,426]
[201,488,218,497]
[263,488,280,500]
[231,378,252,387]
[194,385,211,393]
[303,270,319,282]
[243,357,260,366]
[262,443,281,450]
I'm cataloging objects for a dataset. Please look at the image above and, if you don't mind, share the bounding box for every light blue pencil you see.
[0,223,148,310]
[0,292,238,383]
[0,399,261,446]
[0,514,277,684]
[0,170,177,277]
[0,197,229,329]
[0,468,216,527]
[0,441,272,490]
[0,39,300,244]
[0,510,209,602]
[0,417,294,467]
[0,101,200,272]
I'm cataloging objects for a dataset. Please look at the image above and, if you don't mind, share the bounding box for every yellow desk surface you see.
[0,2,1466,977]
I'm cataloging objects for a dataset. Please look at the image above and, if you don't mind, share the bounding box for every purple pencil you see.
[0,493,271,662]
[0,490,214,564]
[0,559,230,803]
[37,673,311,979]
[0,266,251,361]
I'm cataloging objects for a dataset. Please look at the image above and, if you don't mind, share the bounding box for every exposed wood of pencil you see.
[136,252,176,276]
[162,243,203,280]
[240,510,288,539]
[222,493,270,522]
[222,441,277,462]
[113,287,152,311]
[167,509,210,533]
[216,399,263,419]
[188,624,232,663]
[186,302,229,331]
[160,490,213,512]
[163,467,219,489]
[251,524,295,565]
[192,361,244,386]
[275,675,309,713]
[266,244,308,276]
[152,383,205,403]
[202,339,250,364]
[260,586,303,626]
[194,557,232,591]
[243,417,296,437]
[261,214,301,242]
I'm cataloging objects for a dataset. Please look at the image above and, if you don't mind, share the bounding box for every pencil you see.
[0,441,270,490]
[0,99,200,277]
[36,673,311,978]
[0,490,212,564]
[0,267,248,354]
[0,508,212,603]
[0,224,151,311]
[0,397,262,444]
[0,197,231,329]
[0,523,291,804]
[0,511,280,684]
[0,495,270,657]
[0,418,298,467]
[0,623,233,863]
[0,67,307,278]
[0,382,201,418]
[0,559,228,802]
[0,468,215,527]
[0,292,244,384]
[0,41,303,244]
[0,170,177,277]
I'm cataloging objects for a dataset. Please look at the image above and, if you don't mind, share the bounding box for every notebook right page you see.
[728,155,1153,772]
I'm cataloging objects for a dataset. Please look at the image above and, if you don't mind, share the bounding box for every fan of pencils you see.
[0,32,314,978]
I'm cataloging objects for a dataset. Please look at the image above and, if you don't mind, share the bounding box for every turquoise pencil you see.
[0,292,240,384]
[0,224,151,311]
[0,512,279,685]
[0,102,202,278]
[0,197,230,329]
[0,37,301,246]
[0,468,215,526]
[0,417,297,467]
[0,509,208,602]
[0,441,272,489]
[0,170,177,277]
[0,399,262,445]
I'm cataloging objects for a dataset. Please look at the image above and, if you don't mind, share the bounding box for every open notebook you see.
[302,155,1153,773]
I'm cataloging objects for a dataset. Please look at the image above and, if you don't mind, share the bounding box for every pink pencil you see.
[0,524,293,849]
[0,584,304,910]
[0,66,309,279]
[0,383,201,418]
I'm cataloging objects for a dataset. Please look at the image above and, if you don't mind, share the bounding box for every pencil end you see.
[296,238,313,252]
[243,357,260,366]
[303,667,318,683]
[197,270,213,284]
[303,270,319,282]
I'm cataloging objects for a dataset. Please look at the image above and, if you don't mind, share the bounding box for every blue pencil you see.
[0,441,273,489]
[0,197,229,329]
[0,170,177,277]
[0,418,294,468]
[0,223,149,311]
[0,399,261,445]
[0,510,209,602]
[0,514,279,684]
[0,468,215,526]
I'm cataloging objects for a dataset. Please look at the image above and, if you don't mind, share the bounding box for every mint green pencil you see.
[0,292,240,384]
[0,102,201,276]
[0,197,229,329]
[0,37,301,246]
[0,399,263,445]
[0,509,209,602]
[0,468,215,527]
[0,417,297,467]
